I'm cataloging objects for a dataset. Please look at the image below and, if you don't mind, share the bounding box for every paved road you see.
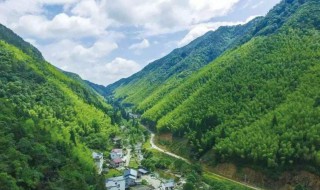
[145,127,263,190]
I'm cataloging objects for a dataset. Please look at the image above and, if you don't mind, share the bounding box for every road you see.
[145,127,263,190]
[149,133,190,163]
[125,148,131,167]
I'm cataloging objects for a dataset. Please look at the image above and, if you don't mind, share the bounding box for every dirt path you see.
[145,127,263,190]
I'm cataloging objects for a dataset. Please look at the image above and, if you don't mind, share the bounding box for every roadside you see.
[144,125,263,190]
[125,148,131,167]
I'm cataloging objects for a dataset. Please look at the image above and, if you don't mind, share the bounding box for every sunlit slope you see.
[145,0,320,170]
[0,24,117,189]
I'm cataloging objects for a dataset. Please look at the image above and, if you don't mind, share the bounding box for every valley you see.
[0,0,320,189]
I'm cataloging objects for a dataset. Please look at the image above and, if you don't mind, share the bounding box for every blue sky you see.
[0,0,280,85]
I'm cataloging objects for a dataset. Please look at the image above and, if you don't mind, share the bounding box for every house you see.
[160,181,175,190]
[110,149,123,160]
[124,169,138,188]
[110,158,125,168]
[92,152,103,174]
[134,143,142,154]
[106,176,125,190]
[138,168,149,176]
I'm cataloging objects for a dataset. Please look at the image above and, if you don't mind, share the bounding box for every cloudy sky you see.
[0,0,281,85]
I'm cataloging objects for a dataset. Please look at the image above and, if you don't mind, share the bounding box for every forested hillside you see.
[106,18,261,111]
[0,24,118,189]
[108,0,320,181]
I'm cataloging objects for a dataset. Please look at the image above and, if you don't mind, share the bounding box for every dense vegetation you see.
[106,17,261,111]
[0,25,119,189]
[107,0,320,180]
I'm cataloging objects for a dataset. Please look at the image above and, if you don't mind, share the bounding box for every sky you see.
[0,0,281,85]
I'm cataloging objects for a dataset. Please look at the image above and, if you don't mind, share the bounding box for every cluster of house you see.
[106,168,175,190]
[92,138,175,189]
[110,148,125,168]
[92,148,126,173]
[106,168,146,190]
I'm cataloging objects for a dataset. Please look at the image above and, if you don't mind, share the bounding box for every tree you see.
[183,182,195,190]
[0,173,19,190]
[70,130,77,146]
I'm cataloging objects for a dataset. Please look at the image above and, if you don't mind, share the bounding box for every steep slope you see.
[0,24,118,189]
[107,0,320,187]
[85,80,109,97]
[146,0,320,175]
[0,24,43,60]
[106,18,261,111]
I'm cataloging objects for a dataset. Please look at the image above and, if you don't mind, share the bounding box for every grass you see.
[155,136,190,159]
[105,169,122,178]
[129,157,140,168]
[203,172,252,190]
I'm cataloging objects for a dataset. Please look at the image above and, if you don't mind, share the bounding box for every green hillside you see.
[0,24,118,189]
[106,18,261,111]
[152,0,320,169]
[109,0,320,177]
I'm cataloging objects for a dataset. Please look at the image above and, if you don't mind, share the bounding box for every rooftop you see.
[106,176,125,188]
[138,168,149,174]
[124,169,138,178]
[112,149,123,153]
[92,152,103,159]
[112,158,123,164]
[163,181,175,188]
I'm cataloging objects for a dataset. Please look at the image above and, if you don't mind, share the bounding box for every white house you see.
[161,181,175,190]
[92,152,103,174]
[124,169,138,188]
[110,149,123,160]
[106,176,125,190]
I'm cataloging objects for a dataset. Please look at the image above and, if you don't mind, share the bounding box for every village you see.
[91,125,185,190]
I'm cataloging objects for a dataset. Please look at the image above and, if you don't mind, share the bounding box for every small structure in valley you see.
[160,180,175,190]
[138,168,149,176]
[92,152,103,174]
[110,157,125,168]
[110,149,123,160]
[124,169,138,188]
[106,176,125,190]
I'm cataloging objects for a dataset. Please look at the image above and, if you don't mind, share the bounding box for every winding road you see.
[149,133,190,163]
[145,127,263,190]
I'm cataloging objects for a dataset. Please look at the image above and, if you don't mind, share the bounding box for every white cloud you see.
[13,13,105,39]
[105,0,241,35]
[30,33,137,85]
[178,21,242,47]
[251,1,264,9]
[0,0,271,85]
[178,15,261,47]
[129,39,150,50]
[36,39,118,83]
[84,58,142,85]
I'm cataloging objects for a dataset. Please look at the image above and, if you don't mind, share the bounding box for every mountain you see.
[85,80,109,97]
[107,0,320,188]
[0,24,118,189]
[105,17,262,110]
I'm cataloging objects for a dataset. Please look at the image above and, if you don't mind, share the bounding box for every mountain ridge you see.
[104,0,320,188]
[0,23,117,190]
